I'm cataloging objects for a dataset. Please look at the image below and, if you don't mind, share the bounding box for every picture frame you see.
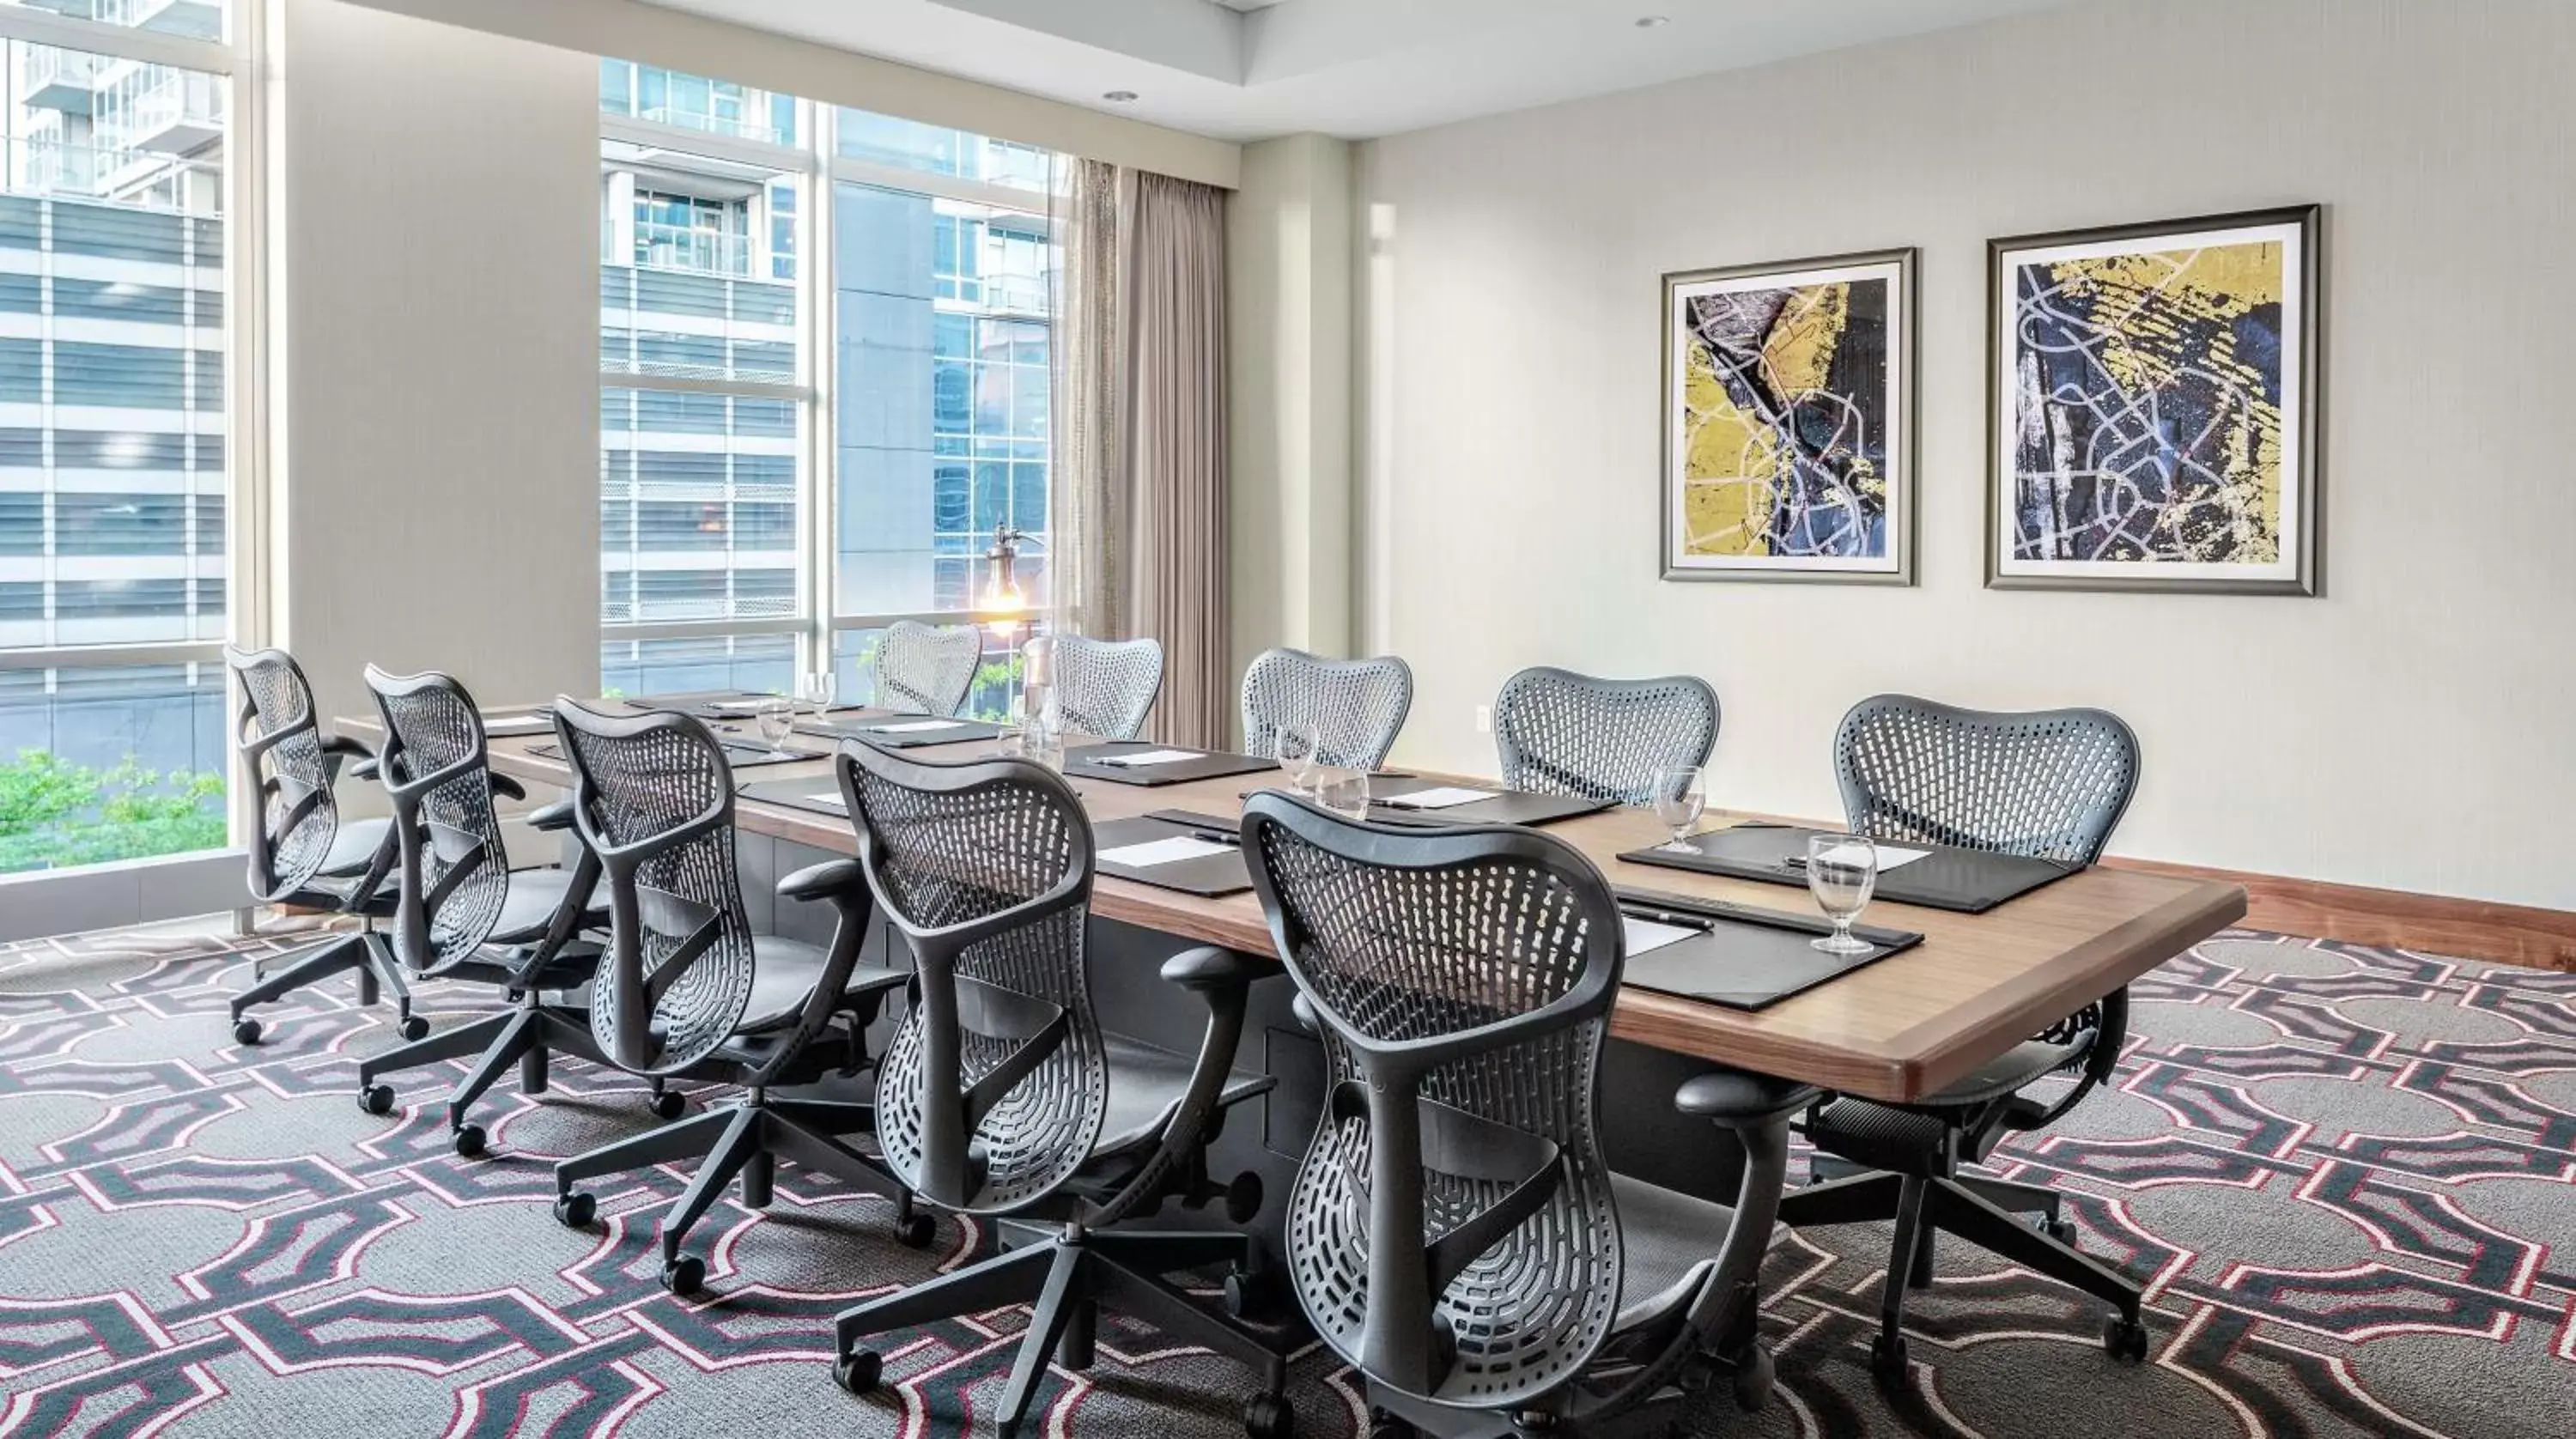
[1661,247,1917,586]
[1986,204,2324,595]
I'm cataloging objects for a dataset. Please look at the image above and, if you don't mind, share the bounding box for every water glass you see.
[1650,766,1706,851]
[799,671,838,718]
[1316,766,1370,822]
[1027,707,1066,773]
[754,697,797,756]
[1807,833,1879,955]
[1274,722,1321,796]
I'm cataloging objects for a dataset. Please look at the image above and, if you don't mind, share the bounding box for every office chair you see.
[1491,666,1719,805]
[827,742,1289,1439]
[873,618,983,717]
[542,701,919,1294]
[1240,647,1413,772]
[348,666,643,1157]
[1781,694,2148,1382]
[1045,633,1163,739]
[1240,792,1807,1439]
[223,645,408,1047]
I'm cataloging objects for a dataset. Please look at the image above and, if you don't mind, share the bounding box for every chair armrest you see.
[527,798,576,832]
[489,774,527,802]
[1290,992,1321,1035]
[1674,1069,1820,1126]
[779,859,866,906]
[319,733,374,761]
[1158,945,1281,993]
[349,757,380,781]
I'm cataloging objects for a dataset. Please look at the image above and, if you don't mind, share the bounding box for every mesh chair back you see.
[1240,647,1414,772]
[1048,634,1163,739]
[368,666,510,976]
[1242,794,1625,1408]
[837,742,1101,1216]
[553,700,756,1074]
[227,646,343,903]
[1835,695,2140,866]
[1492,666,1719,806]
[874,620,982,717]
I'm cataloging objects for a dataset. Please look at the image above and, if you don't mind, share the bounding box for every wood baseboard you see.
[2104,856,2576,974]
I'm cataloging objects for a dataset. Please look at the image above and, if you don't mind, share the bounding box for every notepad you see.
[1378,786,1492,811]
[866,720,965,734]
[1622,917,1700,956]
[480,714,553,737]
[1810,842,1933,873]
[1100,835,1233,867]
[705,698,782,714]
[799,792,848,812]
[1094,749,1200,767]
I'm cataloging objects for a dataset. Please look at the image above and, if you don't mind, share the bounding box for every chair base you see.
[355,993,661,1149]
[1778,1168,2142,1371]
[1360,1382,1689,1439]
[553,1090,919,1287]
[834,1226,1288,1439]
[229,930,412,1041]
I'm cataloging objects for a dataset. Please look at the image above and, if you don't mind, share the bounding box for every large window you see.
[598,64,1055,718]
[0,5,239,875]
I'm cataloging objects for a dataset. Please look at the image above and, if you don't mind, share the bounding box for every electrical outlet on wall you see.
[1473,704,1492,734]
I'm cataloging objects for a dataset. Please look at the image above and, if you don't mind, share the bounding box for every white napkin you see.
[480,714,553,737]
[1814,841,1932,873]
[798,792,848,812]
[1096,749,1200,768]
[867,720,966,733]
[1101,835,1233,867]
[1378,786,1492,811]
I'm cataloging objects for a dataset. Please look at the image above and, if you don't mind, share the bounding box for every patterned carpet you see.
[0,921,2570,1437]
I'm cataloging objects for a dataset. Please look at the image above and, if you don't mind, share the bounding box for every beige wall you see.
[1229,133,1355,713]
[1354,0,2576,908]
[274,0,600,727]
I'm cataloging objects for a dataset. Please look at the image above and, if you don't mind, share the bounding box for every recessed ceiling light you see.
[1103,89,1139,103]
[1635,15,1669,27]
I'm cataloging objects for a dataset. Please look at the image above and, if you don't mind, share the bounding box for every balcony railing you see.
[633,220,748,277]
[21,46,102,112]
[634,104,789,148]
[100,67,225,155]
[11,137,220,216]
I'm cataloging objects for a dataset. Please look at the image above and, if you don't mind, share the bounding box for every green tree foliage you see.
[0,750,226,873]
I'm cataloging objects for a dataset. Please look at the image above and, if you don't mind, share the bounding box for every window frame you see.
[599,88,1060,686]
[0,3,258,868]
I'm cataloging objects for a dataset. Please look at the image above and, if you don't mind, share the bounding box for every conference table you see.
[338,700,2246,1112]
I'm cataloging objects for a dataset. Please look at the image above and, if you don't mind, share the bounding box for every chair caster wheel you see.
[359,1084,395,1116]
[894,1211,936,1248]
[834,1348,883,1395]
[2104,1314,2149,1363]
[661,1254,705,1295]
[398,1014,430,1041]
[552,1191,596,1229]
[1220,1169,1265,1226]
[453,1125,486,1158]
[1733,1344,1776,1412]
[649,1089,687,1120]
[1242,1392,1293,1439]
[1223,1264,1285,1323]
[1869,1332,1909,1385]
[1365,1417,1415,1439]
[233,1017,262,1046]
[2043,1216,2077,1245]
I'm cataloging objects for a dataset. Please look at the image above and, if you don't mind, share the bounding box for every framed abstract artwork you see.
[1988,205,2323,594]
[1662,248,1917,584]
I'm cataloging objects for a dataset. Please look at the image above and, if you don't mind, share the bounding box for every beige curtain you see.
[1052,163,1230,749]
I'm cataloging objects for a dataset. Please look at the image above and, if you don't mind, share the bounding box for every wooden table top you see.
[338,704,2245,1104]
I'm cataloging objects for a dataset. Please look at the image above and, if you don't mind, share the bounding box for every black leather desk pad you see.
[736,777,853,817]
[1093,811,1254,896]
[1065,743,1279,787]
[1618,823,2080,914]
[1613,886,1924,1011]
[1365,776,1613,829]
[792,713,1008,748]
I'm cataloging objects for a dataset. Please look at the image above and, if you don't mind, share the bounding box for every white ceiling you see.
[633,0,2080,143]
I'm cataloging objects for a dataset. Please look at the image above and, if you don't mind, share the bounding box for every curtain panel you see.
[1050,162,1230,749]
